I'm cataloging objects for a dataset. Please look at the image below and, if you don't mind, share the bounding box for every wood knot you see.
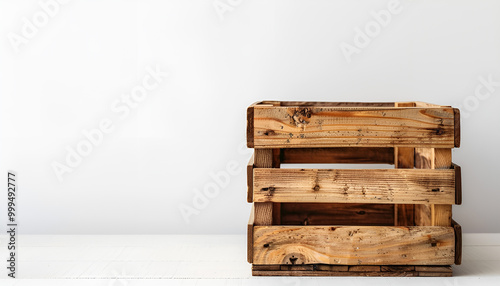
[435,128,445,135]
[260,187,275,197]
[313,185,320,192]
[356,211,366,215]
[431,188,441,192]
[263,130,275,136]
[288,108,312,126]
[430,239,438,247]
[283,253,305,265]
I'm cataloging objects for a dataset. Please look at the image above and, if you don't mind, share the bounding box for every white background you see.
[0,0,499,235]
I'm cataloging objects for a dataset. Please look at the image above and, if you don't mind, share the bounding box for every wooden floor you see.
[0,234,499,285]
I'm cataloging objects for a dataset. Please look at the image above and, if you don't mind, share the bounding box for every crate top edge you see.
[249,101,452,108]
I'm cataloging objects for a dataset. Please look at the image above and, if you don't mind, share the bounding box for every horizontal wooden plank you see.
[252,270,422,277]
[265,101,395,107]
[280,203,394,226]
[280,147,394,164]
[253,168,455,204]
[252,106,455,148]
[253,225,455,265]
[251,264,451,277]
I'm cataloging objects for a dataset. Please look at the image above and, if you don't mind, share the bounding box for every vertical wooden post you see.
[433,149,453,226]
[394,102,416,226]
[394,147,415,226]
[414,148,452,226]
[253,149,281,226]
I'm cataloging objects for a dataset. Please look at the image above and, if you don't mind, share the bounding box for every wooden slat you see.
[452,220,462,265]
[394,146,415,226]
[280,147,394,164]
[415,266,452,272]
[252,106,455,148]
[381,266,415,272]
[252,270,421,277]
[246,154,254,203]
[252,264,451,277]
[253,149,274,226]
[253,225,455,265]
[349,266,381,272]
[247,204,255,263]
[435,148,452,169]
[414,102,447,108]
[454,108,461,148]
[253,168,455,204]
[316,265,349,271]
[453,163,462,205]
[395,204,414,226]
[247,105,255,148]
[415,148,453,227]
[395,102,416,107]
[254,203,273,226]
[271,101,395,107]
[254,149,273,168]
[280,203,394,226]
[415,204,432,226]
[395,147,414,169]
[415,148,434,226]
[433,204,452,227]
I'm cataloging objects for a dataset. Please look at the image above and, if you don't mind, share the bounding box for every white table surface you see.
[0,234,499,285]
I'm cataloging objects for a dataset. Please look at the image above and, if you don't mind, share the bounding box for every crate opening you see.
[279,203,395,226]
[280,163,394,170]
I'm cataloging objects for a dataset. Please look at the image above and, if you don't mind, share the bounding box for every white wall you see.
[0,0,499,234]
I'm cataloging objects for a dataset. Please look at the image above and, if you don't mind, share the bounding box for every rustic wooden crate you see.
[246,101,462,277]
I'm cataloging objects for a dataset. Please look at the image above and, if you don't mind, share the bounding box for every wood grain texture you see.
[252,264,452,277]
[415,148,435,226]
[280,147,394,164]
[395,147,414,169]
[454,108,460,148]
[415,148,453,227]
[252,106,455,148]
[414,204,432,226]
[280,203,394,226]
[253,225,455,265]
[395,204,414,226]
[270,101,395,107]
[247,204,255,263]
[247,105,254,148]
[433,204,452,227]
[453,163,462,205]
[254,149,273,168]
[435,148,452,169]
[246,154,254,203]
[254,203,273,226]
[253,168,456,204]
[253,149,274,225]
[394,146,415,226]
[452,220,462,265]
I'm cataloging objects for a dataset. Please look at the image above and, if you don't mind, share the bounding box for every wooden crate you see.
[246,101,462,277]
